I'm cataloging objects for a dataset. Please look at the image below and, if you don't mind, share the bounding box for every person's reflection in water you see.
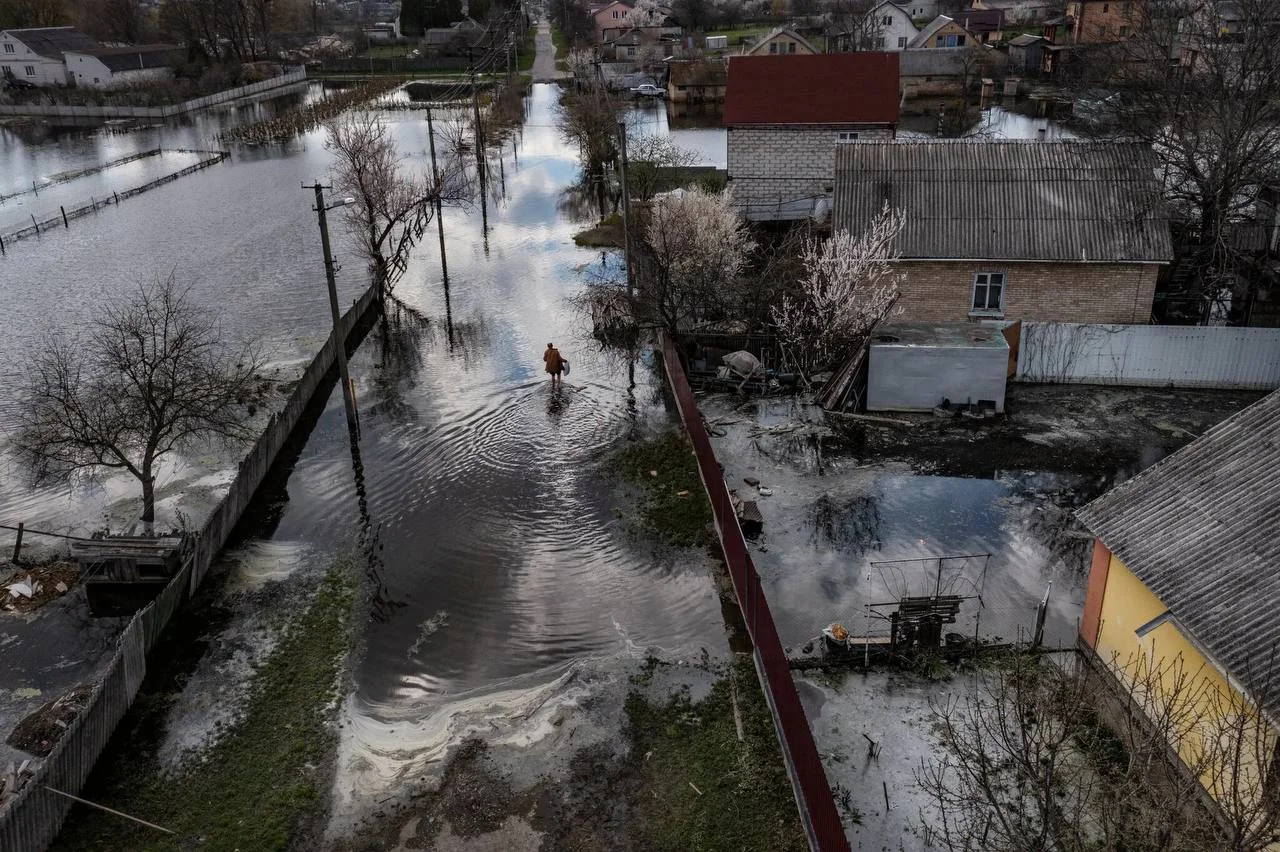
[547,384,569,417]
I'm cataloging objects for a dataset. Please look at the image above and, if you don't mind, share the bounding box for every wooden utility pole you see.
[616,120,635,299]
[304,181,360,437]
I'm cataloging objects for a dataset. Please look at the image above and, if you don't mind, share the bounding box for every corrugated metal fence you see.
[1015,323,1280,389]
[0,284,381,852]
[660,336,851,852]
[0,69,307,119]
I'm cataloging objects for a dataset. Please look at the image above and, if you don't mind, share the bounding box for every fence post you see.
[60,206,69,228]
[13,522,24,562]
[31,214,39,233]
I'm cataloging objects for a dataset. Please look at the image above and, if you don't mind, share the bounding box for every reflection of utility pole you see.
[616,120,635,299]
[303,181,360,437]
[426,106,455,349]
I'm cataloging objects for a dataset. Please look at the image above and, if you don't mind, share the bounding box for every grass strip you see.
[52,558,356,852]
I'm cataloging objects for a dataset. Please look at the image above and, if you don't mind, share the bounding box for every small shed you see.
[867,324,1008,412]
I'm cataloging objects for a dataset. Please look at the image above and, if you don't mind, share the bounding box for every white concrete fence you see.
[0,68,307,119]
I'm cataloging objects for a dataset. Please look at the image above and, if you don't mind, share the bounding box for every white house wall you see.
[1015,323,1280,388]
[0,33,68,85]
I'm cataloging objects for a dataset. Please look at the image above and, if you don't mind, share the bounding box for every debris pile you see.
[6,684,95,757]
[1,562,79,614]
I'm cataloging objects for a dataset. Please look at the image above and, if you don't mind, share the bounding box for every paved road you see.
[531,20,563,83]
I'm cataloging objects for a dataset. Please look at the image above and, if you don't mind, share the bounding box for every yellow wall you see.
[1096,554,1277,823]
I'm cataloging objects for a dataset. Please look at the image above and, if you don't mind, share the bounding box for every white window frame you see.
[836,131,860,143]
[3,43,14,53]
[24,65,35,76]
[971,272,1006,315]
[898,36,908,47]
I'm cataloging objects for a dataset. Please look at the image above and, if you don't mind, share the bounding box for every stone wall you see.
[896,260,1160,323]
[726,124,894,221]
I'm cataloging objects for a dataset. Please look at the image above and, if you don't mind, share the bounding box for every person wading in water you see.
[544,342,567,388]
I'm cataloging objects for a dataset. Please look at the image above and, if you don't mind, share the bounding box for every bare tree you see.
[771,204,904,382]
[558,81,622,214]
[919,649,1280,852]
[0,0,66,28]
[326,110,471,293]
[824,0,881,51]
[622,135,700,202]
[12,277,265,531]
[1070,0,1280,320]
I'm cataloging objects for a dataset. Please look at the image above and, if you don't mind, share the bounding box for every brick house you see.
[591,0,634,41]
[1066,0,1140,43]
[832,141,1173,323]
[909,15,977,47]
[724,53,899,222]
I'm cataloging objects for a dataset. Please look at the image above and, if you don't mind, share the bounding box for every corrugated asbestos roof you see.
[1076,390,1280,713]
[6,26,99,58]
[832,140,1173,261]
[724,53,900,126]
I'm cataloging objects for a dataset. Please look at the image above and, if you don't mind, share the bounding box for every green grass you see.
[573,212,625,247]
[518,27,536,71]
[551,23,570,58]
[611,431,714,549]
[626,657,809,851]
[52,559,357,852]
[361,44,413,58]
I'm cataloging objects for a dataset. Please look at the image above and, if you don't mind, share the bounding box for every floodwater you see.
[3,81,730,839]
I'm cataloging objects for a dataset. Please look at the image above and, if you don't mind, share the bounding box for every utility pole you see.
[304,181,360,437]
[425,106,450,294]
[616,120,635,299]
[470,58,487,192]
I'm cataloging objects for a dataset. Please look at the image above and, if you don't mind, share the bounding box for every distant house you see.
[832,141,1172,323]
[724,52,899,221]
[898,45,1001,96]
[362,20,403,42]
[1076,390,1280,820]
[422,18,486,55]
[0,26,98,86]
[909,15,978,48]
[951,8,1005,41]
[64,45,182,89]
[742,26,819,55]
[592,0,634,41]
[1066,0,1139,43]
[971,0,1058,24]
[832,2,919,51]
[667,59,727,102]
[894,0,940,21]
[1006,32,1047,72]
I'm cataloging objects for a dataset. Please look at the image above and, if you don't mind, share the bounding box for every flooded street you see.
[4,79,732,844]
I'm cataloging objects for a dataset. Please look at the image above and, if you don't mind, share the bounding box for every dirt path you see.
[531,20,562,84]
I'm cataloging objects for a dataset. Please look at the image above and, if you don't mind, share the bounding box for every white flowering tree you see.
[642,186,756,339]
[631,0,668,25]
[771,204,906,383]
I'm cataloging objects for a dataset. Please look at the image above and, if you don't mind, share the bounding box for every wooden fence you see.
[0,69,307,119]
[0,150,229,249]
[0,284,382,852]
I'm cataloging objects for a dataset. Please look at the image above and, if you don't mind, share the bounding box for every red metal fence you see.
[660,336,851,852]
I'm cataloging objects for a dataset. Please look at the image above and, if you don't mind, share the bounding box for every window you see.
[2,43,13,53]
[1102,2,1109,9]
[788,41,796,52]
[1119,24,1129,35]
[836,131,859,142]
[972,272,1005,314]
[938,34,966,46]
[882,14,892,24]
[879,36,887,47]
[612,10,619,17]
[24,65,34,76]
[898,36,908,47]
[769,42,778,53]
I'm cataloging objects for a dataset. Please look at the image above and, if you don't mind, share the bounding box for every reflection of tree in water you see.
[557,173,618,223]
[806,492,883,556]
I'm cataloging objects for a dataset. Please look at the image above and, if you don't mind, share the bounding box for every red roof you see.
[723,53,900,126]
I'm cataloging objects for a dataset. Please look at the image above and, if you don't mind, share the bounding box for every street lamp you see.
[303,180,360,437]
